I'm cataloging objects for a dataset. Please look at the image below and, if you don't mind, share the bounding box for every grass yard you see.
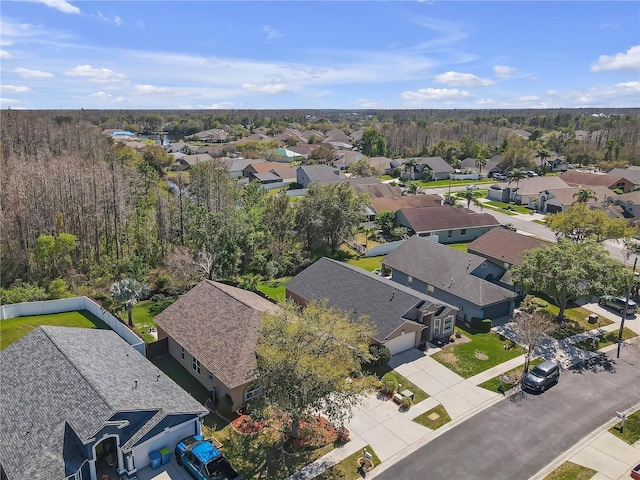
[543,461,597,480]
[150,354,211,406]
[484,200,531,214]
[0,310,109,350]
[447,243,469,252]
[413,404,451,430]
[346,256,384,273]
[315,445,381,480]
[573,327,637,351]
[380,371,429,404]
[609,409,640,445]
[478,358,543,393]
[257,277,293,303]
[542,303,612,339]
[432,325,525,378]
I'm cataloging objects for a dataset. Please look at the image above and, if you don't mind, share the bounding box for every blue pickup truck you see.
[175,435,241,480]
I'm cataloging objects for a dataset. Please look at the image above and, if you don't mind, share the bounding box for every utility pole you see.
[617,257,637,358]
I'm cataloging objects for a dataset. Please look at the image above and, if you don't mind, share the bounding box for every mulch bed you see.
[230,414,266,435]
[283,416,349,452]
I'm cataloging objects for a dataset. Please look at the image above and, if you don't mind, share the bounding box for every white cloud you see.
[64,65,126,83]
[27,0,80,14]
[0,97,21,105]
[1,50,12,59]
[0,39,13,46]
[194,102,235,109]
[89,91,126,103]
[354,98,380,108]
[401,87,472,102]
[94,11,122,26]
[435,71,495,87]
[242,83,290,94]
[1,85,31,93]
[14,67,54,79]
[134,84,187,96]
[591,45,640,72]
[263,26,283,41]
[494,65,517,79]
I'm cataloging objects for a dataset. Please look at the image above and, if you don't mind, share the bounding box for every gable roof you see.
[415,156,454,174]
[0,326,206,480]
[371,195,442,213]
[285,258,456,341]
[467,228,550,266]
[244,161,285,174]
[607,166,640,185]
[153,280,277,389]
[178,153,214,167]
[399,205,500,233]
[560,171,624,189]
[544,185,612,207]
[352,182,403,199]
[382,236,517,306]
[298,164,345,183]
[503,175,569,195]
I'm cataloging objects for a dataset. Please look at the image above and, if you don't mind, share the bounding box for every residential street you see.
[370,347,640,480]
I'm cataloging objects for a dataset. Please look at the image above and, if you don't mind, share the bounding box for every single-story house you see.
[153,280,278,411]
[612,190,640,218]
[607,166,640,189]
[352,182,404,199]
[175,153,215,170]
[323,129,353,145]
[285,257,459,352]
[395,205,501,243]
[415,156,454,180]
[367,156,398,175]
[381,236,518,322]
[330,151,365,170]
[368,195,442,221]
[242,161,287,180]
[225,158,265,178]
[487,175,569,206]
[0,326,207,480]
[188,129,229,143]
[548,157,570,172]
[296,164,346,188]
[560,170,633,193]
[538,185,613,213]
[467,228,551,291]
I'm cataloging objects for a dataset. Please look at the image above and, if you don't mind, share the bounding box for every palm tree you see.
[443,193,458,206]
[109,278,149,327]
[506,167,528,190]
[572,187,598,204]
[537,149,551,173]
[403,159,419,180]
[457,189,481,209]
[475,156,487,176]
[405,181,420,195]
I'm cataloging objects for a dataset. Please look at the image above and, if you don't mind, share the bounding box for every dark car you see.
[598,295,638,315]
[521,360,560,393]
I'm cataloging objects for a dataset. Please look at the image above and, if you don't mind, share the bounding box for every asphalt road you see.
[373,347,640,480]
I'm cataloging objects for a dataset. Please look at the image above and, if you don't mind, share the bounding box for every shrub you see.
[455,331,462,338]
[217,394,234,418]
[367,344,392,368]
[400,396,412,410]
[380,376,397,395]
[449,336,455,343]
[148,296,175,316]
[471,317,492,333]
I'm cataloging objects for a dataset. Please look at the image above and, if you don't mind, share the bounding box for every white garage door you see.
[383,332,416,355]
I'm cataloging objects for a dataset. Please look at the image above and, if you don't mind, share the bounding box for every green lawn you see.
[417,179,495,189]
[413,404,451,430]
[573,327,637,351]
[609,409,640,445]
[380,371,429,404]
[447,243,469,252]
[346,256,384,273]
[257,277,293,303]
[542,303,613,339]
[315,445,381,480]
[543,462,597,480]
[150,354,211,406]
[432,325,525,378]
[484,200,531,214]
[1,310,109,350]
[478,358,543,393]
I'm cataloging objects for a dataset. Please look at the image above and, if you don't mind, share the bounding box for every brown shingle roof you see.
[399,205,500,232]
[467,228,550,266]
[352,183,403,199]
[560,171,623,189]
[246,161,285,174]
[371,195,442,212]
[153,280,277,389]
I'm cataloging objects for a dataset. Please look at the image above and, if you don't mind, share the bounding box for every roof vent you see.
[390,291,395,301]
[133,381,138,389]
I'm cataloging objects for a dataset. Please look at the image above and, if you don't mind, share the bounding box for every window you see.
[434,318,441,336]
[447,230,452,238]
[427,284,434,294]
[460,228,466,236]
[180,347,185,360]
[208,372,214,381]
[407,275,413,288]
[443,315,454,332]
[244,382,262,402]
[192,358,201,374]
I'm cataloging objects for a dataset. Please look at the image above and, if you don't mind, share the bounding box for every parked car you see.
[598,295,638,315]
[466,184,479,190]
[526,170,539,177]
[521,360,560,393]
[175,435,241,480]
[492,173,506,180]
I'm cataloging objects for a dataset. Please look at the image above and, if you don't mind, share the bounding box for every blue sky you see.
[1,1,639,110]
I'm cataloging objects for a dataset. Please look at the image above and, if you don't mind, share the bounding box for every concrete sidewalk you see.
[287,303,639,480]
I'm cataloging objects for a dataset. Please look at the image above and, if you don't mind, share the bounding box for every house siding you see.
[415,226,495,243]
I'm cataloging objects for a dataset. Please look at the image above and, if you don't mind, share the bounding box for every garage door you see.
[383,332,416,355]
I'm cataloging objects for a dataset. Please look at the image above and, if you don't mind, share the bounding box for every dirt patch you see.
[437,351,458,364]
[475,351,488,360]
[439,334,472,348]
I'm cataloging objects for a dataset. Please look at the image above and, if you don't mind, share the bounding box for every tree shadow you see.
[569,353,617,374]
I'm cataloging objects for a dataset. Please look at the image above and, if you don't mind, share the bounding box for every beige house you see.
[154,280,278,410]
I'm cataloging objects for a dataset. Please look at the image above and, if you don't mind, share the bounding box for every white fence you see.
[0,296,146,355]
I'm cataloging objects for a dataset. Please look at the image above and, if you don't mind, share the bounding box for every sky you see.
[1,0,639,110]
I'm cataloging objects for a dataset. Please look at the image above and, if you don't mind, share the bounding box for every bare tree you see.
[511,307,554,373]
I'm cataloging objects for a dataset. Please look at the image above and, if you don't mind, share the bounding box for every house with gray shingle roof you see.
[382,236,517,322]
[296,164,346,188]
[395,205,500,243]
[285,257,458,352]
[607,166,640,188]
[0,326,207,480]
[612,189,640,218]
[415,156,454,180]
[153,280,278,411]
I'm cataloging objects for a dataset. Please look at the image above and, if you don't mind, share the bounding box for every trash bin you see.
[149,450,161,470]
[158,447,170,465]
